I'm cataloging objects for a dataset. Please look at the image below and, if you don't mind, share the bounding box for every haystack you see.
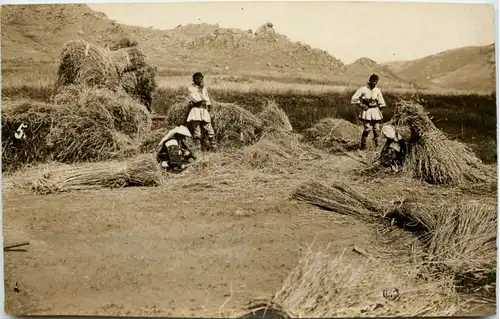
[303,118,362,153]
[31,154,164,194]
[268,246,462,317]
[109,47,147,74]
[390,101,489,186]
[52,85,152,137]
[121,64,158,109]
[164,101,263,148]
[56,39,120,91]
[1,99,134,171]
[256,100,293,132]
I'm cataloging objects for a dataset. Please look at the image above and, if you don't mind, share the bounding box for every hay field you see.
[2,57,497,317]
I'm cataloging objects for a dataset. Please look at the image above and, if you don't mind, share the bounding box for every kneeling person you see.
[157,126,196,172]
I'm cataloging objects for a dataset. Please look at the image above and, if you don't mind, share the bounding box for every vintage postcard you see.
[1,0,497,317]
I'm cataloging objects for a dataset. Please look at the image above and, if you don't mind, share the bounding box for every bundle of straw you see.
[109,47,147,74]
[56,39,120,91]
[109,36,138,51]
[256,100,293,132]
[269,246,463,317]
[31,154,164,194]
[303,118,362,153]
[120,65,158,109]
[291,179,383,222]
[390,101,489,186]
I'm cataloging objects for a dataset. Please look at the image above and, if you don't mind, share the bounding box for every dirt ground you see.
[3,154,496,317]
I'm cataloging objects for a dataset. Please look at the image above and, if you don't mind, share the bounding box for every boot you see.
[360,131,369,150]
[192,138,202,157]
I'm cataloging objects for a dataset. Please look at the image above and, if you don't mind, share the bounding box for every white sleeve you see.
[376,89,386,107]
[188,86,202,103]
[351,87,364,105]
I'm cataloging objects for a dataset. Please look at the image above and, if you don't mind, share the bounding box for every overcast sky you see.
[87,1,495,64]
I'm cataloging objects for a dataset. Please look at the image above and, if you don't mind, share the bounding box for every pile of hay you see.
[292,179,497,296]
[109,36,138,51]
[236,129,323,173]
[52,85,152,137]
[386,199,497,295]
[55,39,120,91]
[30,153,165,194]
[164,101,263,148]
[268,246,462,317]
[2,100,135,171]
[390,101,490,186]
[55,39,157,111]
[303,118,362,153]
[256,100,293,132]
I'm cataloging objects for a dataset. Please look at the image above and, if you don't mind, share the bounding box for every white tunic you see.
[351,85,386,121]
[186,84,212,123]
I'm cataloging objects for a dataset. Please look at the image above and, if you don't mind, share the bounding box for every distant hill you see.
[1,3,413,88]
[383,44,496,92]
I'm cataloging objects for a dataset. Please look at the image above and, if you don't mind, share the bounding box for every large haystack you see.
[52,85,152,137]
[109,47,147,74]
[30,154,165,194]
[303,118,362,153]
[121,65,158,110]
[56,39,120,91]
[164,101,263,148]
[256,100,293,132]
[390,101,490,186]
[1,100,134,171]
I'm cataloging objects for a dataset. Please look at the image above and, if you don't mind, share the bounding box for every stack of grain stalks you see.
[164,100,264,149]
[389,100,492,186]
[291,179,497,298]
[303,118,362,154]
[55,38,157,111]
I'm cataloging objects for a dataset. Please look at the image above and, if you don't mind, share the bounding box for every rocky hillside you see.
[2,3,409,87]
[383,44,496,92]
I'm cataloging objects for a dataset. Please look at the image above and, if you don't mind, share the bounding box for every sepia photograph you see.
[1,0,497,317]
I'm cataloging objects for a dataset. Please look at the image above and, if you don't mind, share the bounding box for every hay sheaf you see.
[56,39,120,91]
[390,101,490,186]
[304,118,362,153]
[267,246,463,317]
[30,154,165,194]
[2,100,135,171]
[109,47,147,74]
[121,65,158,109]
[109,36,138,51]
[292,179,497,295]
[256,100,293,132]
[52,86,152,137]
[165,101,263,147]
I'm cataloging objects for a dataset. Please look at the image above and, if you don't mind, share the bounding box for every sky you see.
[87,1,496,64]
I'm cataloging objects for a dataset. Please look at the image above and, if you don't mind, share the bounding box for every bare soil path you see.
[4,155,380,316]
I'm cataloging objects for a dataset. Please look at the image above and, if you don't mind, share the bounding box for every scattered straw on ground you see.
[268,245,464,317]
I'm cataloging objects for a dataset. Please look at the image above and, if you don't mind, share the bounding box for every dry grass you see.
[235,129,324,174]
[268,245,464,317]
[52,85,152,137]
[1,99,135,171]
[55,39,120,91]
[139,127,173,153]
[390,100,491,186]
[164,100,263,148]
[108,36,138,51]
[109,47,147,74]
[256,99,293,132]
[121,65,158,107]
[303,118,362,153]
[291,179,383,222]
[29,154,165,194]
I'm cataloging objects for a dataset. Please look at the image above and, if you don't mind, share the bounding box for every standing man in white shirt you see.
[351,74,387,150]
[186,72,217,152]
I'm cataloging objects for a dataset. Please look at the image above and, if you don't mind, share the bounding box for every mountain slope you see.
[2,3,408,87]
[383,44,496,92]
